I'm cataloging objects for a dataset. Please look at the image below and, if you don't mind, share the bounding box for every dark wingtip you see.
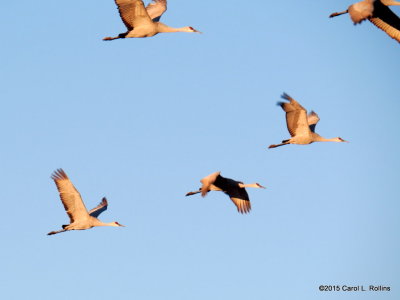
[51,168,68,181]
[281,92,291,101]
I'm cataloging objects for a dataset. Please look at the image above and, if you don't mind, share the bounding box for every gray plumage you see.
[103,0,201,40]
[330,0,400,43]
[268,93,347,149]
[47,169,124,235]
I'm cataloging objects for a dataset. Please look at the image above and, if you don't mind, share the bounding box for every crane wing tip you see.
[51,168,68,181]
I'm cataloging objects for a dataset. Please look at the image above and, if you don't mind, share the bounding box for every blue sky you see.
[1,1,399,299]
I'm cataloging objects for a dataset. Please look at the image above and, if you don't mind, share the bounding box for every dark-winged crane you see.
[103,0,201,40]
[330,0,400,43]
[268,93,347,149]
[186,172,265,214]
[47,169,124,235]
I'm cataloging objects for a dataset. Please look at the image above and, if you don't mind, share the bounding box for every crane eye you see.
[115,222,120,225]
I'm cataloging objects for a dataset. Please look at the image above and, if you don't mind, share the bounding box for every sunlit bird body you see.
[268,93,347,149]
[186,172,265,214]
[103,0,201,40]
[47,169,124,235]
[330,0,400,43]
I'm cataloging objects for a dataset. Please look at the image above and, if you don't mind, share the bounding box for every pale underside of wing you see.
[307,111,320,133]
[146,0,167,22]
[88,197,108,218]
[114,0,153,30]
[279,93,310,137]
[51,169,89,223]
[369,4,400,42]
[230,197,251,214]
[200,171,221,196]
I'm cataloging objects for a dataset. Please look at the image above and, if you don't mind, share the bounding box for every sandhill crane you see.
[103,0,201,40]
[330,0,400,43]
[47,169,124,235]
[268,93,347,149]
[185,172,265,214]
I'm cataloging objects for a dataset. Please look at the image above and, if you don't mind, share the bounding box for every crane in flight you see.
[330,0,400,43]
[186,171,265,214]
[268,93,347,149]
[103,0,201,40]
[47,169,124,235]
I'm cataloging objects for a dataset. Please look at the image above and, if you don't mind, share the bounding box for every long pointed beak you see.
[194,29,203,34]
[119,224,126,227]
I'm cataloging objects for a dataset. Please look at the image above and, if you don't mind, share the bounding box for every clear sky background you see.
[1,0,399,299]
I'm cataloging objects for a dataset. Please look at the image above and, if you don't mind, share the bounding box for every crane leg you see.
[268,142,289,149]
[185,189,201,196]
[329,10,348,18]
[47,229,67,236]
[103,32,128,41]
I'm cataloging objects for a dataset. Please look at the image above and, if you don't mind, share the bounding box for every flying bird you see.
[185,171,265,214]
[330,0,400,43]
[268,93,347,149]
[103,0,201,40]
[47,169,124,235]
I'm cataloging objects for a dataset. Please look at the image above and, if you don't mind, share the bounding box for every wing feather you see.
[279,93,310,137]
[51,169,89,223]
[146,0,167,22]
[307,111,320,133]
[200,171,221,197]
[369,3,400,42]
[88,197,108,218]
[114,0,153,30]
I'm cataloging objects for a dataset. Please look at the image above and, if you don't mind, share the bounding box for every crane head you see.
[338,137,348,143]
[113,221,125,227]
[256,183,266,189]
[188,26,202,34]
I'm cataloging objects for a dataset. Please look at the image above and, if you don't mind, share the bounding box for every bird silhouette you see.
[269,93,347,149]
[186,172,265,214]
[330,0,400,43]
[103,0,201,40]
[47,169,124,235]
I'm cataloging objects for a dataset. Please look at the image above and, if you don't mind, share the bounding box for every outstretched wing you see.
[307,111,320,133]
[146,0,167,22]
[114,0,153,30]
[51,169,89,223]
[226,184,251,214]
[200,171,221,197]
[88,197,108,218]
[278,93,310,137]
[213,176,251,214]
[369,3,400,42]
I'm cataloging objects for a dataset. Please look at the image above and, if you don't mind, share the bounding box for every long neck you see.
[157,23,190,33]
[382,0,400,6]
[92,218,116,227]
[313,135,340,142]
[238,183,260,188]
